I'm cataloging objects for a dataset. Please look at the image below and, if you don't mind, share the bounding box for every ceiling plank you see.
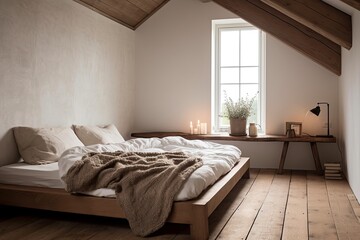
[75,0,146,28]
[74,0,171,30]
[128,0,159,13]
[74,0,136,29]
[151,0,167,4]
[213,0,341,75]
[261,0,352,49]
[97,0,146,26]
[340,0,360,11]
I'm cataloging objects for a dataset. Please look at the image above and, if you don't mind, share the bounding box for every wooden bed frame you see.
[0,157,250,239]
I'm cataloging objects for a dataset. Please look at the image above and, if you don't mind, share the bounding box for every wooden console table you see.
[131,132,336,175]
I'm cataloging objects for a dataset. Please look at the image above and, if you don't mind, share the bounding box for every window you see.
[212,19,265,133]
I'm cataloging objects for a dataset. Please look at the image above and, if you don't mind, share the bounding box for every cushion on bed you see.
[13,126,84,165]
[73,124,125,145]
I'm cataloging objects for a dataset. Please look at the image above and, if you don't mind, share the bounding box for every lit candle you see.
[197,120,200,133]
[200,123,207,134]
[194,128,198,134]
[190,121,193,134]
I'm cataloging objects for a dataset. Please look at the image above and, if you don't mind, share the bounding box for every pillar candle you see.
[200,123,207,134]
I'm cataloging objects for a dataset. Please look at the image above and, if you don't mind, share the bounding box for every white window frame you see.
[211,19,266,134]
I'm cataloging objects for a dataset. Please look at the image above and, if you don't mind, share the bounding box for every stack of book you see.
[324,163,342,180]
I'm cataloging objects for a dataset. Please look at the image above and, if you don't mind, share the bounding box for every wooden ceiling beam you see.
[213,0,341,75]
[261,0,352,49]
[340,0,360,11]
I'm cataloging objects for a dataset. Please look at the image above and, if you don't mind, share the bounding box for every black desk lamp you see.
[310,102,333,137]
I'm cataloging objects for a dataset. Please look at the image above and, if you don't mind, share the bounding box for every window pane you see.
[240,29,259,66]
[241,85,259,126]
[221,67,239,84]
[240,84,258,100]
[219,115,230,127]
[220,30,239,67]
[247,106,258,125]
[240,67,258,84]
[221,84,239,106]
[219,85,239,127]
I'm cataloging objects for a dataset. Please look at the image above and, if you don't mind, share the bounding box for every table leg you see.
[278,141,289,174]
[310,142,323,175]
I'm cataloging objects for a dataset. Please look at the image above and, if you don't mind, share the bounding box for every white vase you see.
[229,118,247,136]
[249,123,258,137]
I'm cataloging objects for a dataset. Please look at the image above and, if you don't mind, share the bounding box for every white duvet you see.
[58,136,241,201]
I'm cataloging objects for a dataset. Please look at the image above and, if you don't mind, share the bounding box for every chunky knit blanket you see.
[62,151,203,236]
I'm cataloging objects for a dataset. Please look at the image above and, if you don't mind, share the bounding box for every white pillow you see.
[13,127,84,165]
[73,124,125,146]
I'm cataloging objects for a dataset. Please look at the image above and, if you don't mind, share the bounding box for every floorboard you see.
[0,216,40,238]
[282,171,308,240]
[348,194,360,223]
[307,173,338,240]
[246,171,290,240]
[207,169,259,240]
[217,169,275,239]
[1,169,360,239]
[326,179,360,240]
[0,218,61,240]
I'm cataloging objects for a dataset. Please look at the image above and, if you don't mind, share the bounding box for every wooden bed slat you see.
[0,185,126,218]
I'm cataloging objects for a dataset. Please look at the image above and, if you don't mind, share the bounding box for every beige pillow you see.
[13,127,84,165]
[74,124,125,146]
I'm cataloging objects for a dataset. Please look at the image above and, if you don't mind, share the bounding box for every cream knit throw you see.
[62,151,203,236]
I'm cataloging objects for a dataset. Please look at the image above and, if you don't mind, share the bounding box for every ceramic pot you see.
[230,118,247,136]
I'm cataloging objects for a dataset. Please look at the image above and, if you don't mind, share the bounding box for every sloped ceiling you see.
[74,0,359,76]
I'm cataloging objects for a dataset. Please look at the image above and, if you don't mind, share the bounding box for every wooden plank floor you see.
[1,169,360,240]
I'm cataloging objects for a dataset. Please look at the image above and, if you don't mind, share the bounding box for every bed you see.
[0,126,250,239]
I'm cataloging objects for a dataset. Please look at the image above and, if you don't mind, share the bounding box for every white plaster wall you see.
[339,12,360,201]
[0,0,136,166]
[135,0,341,169]
[322,0,360,203]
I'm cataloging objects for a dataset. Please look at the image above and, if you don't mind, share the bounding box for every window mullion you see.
[238,29,241,102]
[215,27,221,132]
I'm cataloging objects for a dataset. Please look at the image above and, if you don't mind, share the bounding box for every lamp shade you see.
[309,102,332,137]
[310,106,321,116]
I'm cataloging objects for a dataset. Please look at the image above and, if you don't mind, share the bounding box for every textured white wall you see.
[322,0,360,203]
[135,0,341,169]
[339,12,360,201]
[0,0,136,166]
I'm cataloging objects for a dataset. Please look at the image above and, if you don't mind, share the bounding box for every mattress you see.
[0,162,121,198]
[0,162,64,188]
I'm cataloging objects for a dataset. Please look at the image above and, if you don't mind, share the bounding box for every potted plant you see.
[223,94,256,136]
